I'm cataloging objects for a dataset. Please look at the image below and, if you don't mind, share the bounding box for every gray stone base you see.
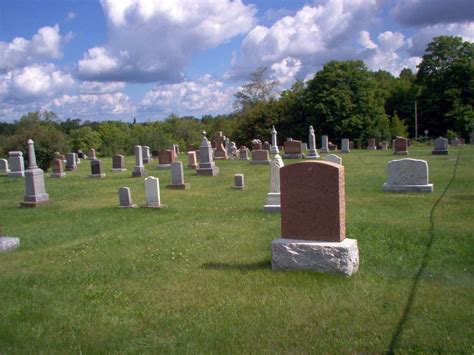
[283,153,305,159]
[143,158,152,164]
[0,237,20,252]
[196,167,219,176]
[250,160,271,165]
[341,150,350,153]
[167,183,191,190]
[132,169,147,177]
[231,185,246,190]
[118,204,137,208]
[320,149,329,153]
[89,174,106,178]
[112,168,127,172]
[271,238,359,276]
[432,150,448,155]
[394,151,408,155]
[382,183,433,193]
[156,164,171,169]
[21,199,51,208]
[141,203,167,209]
[270,147,279,154]
[8,171,24,178]
[263,205,280,213]
[188,164,197,169]
[306,150,320,158]
[50,172,66,178]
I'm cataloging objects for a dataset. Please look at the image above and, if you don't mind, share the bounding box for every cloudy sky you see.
[0,0,473,122]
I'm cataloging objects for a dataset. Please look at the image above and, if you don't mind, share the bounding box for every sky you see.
[0,0,473,123]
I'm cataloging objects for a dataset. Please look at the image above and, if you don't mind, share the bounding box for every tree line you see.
[0,36,472,170]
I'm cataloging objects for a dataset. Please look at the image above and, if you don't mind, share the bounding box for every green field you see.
[0,146,473,353]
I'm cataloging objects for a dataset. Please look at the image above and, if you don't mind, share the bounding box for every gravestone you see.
[450,137,460,146]
[381,141,389,150]
[394,137,408,155]
[132,146,147,177]
[382,158,433,193]
[0,236,20,252]
[302,143,308,151]
[187,151,198,169]
[270,126,279,154]
[142,176,167,208]
[251,150,271,165]
[252,140,262,150]
[432,137,448,155]
[231,174,246,190]
[186,144,197,152]
[66,153,77,171]
[167,161,190,189]
[239,146,250,160]
[328,142,337,151]
[349,141,355,150]
[283,140,304,159]
[320,135,329,153]
[77,150,85,159]
[271,161,359,276]
[112,154,127,171]
[21,139,50,207]
[117,187,137,208]
[8,151,25,177]
[264,154,284,213]
[224,137,230,151]
[152,149,160,159]
[324,154,342,165]
[228,142,238,158]
[196,131,219,176]
[262,141,271,151]
[307,126,320,158]
[341,139,350,153]
[90,160,106,178]
[171,144,180,156]
[0,159,10,174]
[143,146,152,164]
[157,150,175,169]
[88,148,97,160]
[367,138,377,150]
[50,158,66,178]
[214,131,228,160]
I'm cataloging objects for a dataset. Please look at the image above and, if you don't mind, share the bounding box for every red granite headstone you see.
[284,140,303,154]
[394,137,408,153]
[52,158,63,173]
[252,149,270,161]
[158,150,176,165]
[328,142,337,151]
[280,161,345,242]
[252,142,262,150]
[262,142,271,151]
[214,131,228,159]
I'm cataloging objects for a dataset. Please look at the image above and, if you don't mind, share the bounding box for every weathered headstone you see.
[112,154,127,171]
[264,154,284,213]
[77,150,85,159]
[88,148,97,160]
[214,131,228,160]
[66,153,77,171]
[231,174,246,190]
[0,159,10,174]
[271,161,359,276]
[50,158,66,178]
[142,176,167,208]
[262,141,271,151]
[270,126,279,154]
[341,139,350,153]
[432,137,449,155]
[328,142,337,151]
[142,146,152,164]
[381,141,389,150]
[251,150,271,165]
[394,137,408,155]
[283,140,304,159]
[8,151,25,177]
[307,126,320,158]
[167,161,190,189]
[324,154,342,165]
[196,131,219,176]
[320,135,329,153]
[157,150,175,169]
[228,142,238,158]
[367,138,377,150]
[252,140,262,151]
[239,146,250,160]
[117,187,137,208]
[90,160,106,178]
[170,144,180,156]
[450,137,460,146]
[132,146,147,177]
[382,158,433,193]
[0,236,20,252]
[21,139,50,207]
[187,151,198,169]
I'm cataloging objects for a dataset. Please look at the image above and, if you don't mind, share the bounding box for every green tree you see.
[68,126,103,153]
[389,111,409,138]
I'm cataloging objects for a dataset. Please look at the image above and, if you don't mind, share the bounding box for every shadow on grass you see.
[387,146,462,354]
[201,259,271,271]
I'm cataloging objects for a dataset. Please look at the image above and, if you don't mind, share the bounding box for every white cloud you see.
[378,31,405,51]
[79,81,125,94]
[359,30,377,49]
[140,75,235,116]
[0,25,63,72]
[77,0,257,83]
[271,57,302,85]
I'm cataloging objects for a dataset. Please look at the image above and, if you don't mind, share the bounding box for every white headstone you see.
[264,154,284,213]
[341,139,350,153]
[21,139,49,206]
[0,159,10,173]
[307,126,319,158]
[270,126,279,154]
[8,151,25,177]
[144,177,166,208]
[382,158,433,193]
[324,154,342,165]
[320,135,329,153]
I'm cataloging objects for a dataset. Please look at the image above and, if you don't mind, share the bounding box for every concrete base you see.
[263,205,280,213]
[231,185,246,190]
[167,183,191,190]
[50,172,66,178]
[432,150,448,155]
[394,151,408,155]
[8,171,24,178]
[118,204,137,208]
[306,150,320,158]
[250,160,271,165]
[270,147,279,154]
[271,238,359,276]
[382,183,433,193]
[196,167,219,176]
[132,169,147,177]
[156,164,171,170]
[112,168,127,172]
[319,149,329,153]
[89,173,106,178]
[283,153,305,159]
[141,203,167,209]
[21,199,51,208]
[0,237,20,252]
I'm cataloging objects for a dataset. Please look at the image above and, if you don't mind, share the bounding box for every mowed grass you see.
[0,146,472,353]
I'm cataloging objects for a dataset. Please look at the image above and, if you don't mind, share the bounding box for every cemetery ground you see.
[0,145,472,353]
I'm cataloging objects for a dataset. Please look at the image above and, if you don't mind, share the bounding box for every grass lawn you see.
[0,145,473,353]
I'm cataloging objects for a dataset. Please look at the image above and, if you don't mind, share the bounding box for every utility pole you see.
[415,100,418,139]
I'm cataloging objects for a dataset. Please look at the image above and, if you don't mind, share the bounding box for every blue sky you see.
[0,0,473,122]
